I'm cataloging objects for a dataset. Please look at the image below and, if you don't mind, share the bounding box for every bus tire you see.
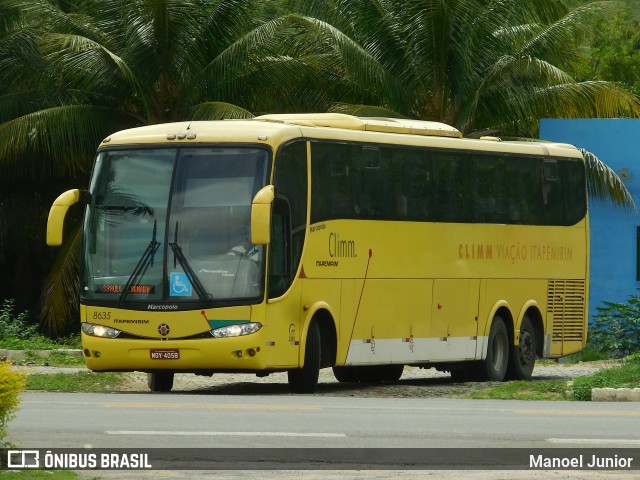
[362,364,404,382]
[332,366,359,383]
[288,321,321,393]
[506,316,536,380]
[450,366,473,382]
[333,365,404,383]
[480,316,509,381]
[147,372,174,392]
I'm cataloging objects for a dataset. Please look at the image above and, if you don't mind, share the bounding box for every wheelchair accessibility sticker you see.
[170,272,193,297]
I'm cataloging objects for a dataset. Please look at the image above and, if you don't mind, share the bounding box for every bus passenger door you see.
[263,140,308,368]
[430,279,479,361]
[263,197,303,368]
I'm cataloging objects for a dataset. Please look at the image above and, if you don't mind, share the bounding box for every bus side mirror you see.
[251,185,275,245]
[47,189,87,246]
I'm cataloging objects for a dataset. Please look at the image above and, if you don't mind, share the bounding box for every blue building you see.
[539,119,640,319]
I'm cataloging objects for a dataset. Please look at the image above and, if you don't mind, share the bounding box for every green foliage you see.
[588,294,640,358]
[0,0,336,335]
[0,336,80,350]
[566,0,640,95]
[0,299,36,340]
[469,356,640,401]
[32,350,83,366]
[26,371,125,392]
[0,0,637,338]
[570,355,640,400]
[0,361,26,444]
[290,0,640,137]
[0,298,80,349]
[0,471,86,479]
[562,348,610,363]
[467,379,569,400]
[7,350,84,367]
[589,15,640,96]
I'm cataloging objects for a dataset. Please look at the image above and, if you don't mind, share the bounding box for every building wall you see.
[539,119,640,319]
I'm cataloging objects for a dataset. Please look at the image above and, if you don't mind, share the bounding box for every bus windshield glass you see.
[83,147,269,304]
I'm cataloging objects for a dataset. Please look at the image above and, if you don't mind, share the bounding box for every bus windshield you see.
[83,146,269,305]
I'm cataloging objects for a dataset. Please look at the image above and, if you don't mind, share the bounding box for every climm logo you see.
[459,243,493,260]
[329,232,357,258]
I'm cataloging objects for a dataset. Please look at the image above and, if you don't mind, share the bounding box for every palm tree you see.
[0,0,332,334]
[209,0,638,207]
[267,0,638,203]
[1,0,637,334]
[285,0,640,133]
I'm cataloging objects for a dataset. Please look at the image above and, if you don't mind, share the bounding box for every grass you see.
[4,346,127,392]
[466,379,570,400]
[0,472,95,479]
[467,354,640,401]
[25,371,127,392]
[560,348,611,363]
[571,356,640,401]
[0,336,81,351]
[9,351,85,368]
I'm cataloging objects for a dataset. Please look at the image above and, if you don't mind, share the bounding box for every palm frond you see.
[580,148,636,211]
[0,105,136,180]
[39,224,81,337]
[519,1,614,67]
[207,14,404,111]
[530,81,640,119]
[189,102,254,120]
[42,33,151,119]
[328,103,405,118]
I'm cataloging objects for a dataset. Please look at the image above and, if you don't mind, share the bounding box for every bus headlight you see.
[211,322,262,338]
[82,322,121,338]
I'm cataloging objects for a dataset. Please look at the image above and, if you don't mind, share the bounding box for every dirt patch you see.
[116,361,613,397]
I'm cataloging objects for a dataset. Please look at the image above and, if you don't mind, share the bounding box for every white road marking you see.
[547,438,640,445]
[106,430,346,437]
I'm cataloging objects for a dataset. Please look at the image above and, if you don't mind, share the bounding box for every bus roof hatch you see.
[254,113,462,138]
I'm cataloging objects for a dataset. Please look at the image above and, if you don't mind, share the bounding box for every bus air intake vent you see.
[547,279,586,341]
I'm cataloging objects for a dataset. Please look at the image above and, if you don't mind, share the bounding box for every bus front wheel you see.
[288,321,321,393]
[147,372,174,392]
[480,316,509,381]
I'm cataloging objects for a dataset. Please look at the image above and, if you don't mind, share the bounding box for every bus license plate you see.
[150,349,180,360]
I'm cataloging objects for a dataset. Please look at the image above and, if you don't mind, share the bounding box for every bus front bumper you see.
[80,332,268,372]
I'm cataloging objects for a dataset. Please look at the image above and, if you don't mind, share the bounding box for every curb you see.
[592,388,640,402]
[1,348,82,360]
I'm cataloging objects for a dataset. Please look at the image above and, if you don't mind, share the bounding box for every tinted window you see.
[310,141,586,226]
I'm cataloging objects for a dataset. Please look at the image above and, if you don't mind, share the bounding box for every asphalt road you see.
[6,392,640,479]
[6,362,639,479]
[9,391,640,448]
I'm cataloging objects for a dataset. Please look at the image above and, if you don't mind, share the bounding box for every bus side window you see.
[270,140,307,298]
[542,159,564,225]
[268,198,291,298]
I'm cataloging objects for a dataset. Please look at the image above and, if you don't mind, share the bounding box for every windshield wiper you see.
[169,222,210,301]
[118,220,160,305]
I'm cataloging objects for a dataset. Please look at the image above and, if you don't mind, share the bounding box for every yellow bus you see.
[47,113,589,393]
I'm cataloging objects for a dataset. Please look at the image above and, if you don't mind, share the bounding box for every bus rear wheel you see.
[288,321,321,393]
[332,366,359,382]
[147,372,174,392]
[506,316,536,380]
[480,316,509,381]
